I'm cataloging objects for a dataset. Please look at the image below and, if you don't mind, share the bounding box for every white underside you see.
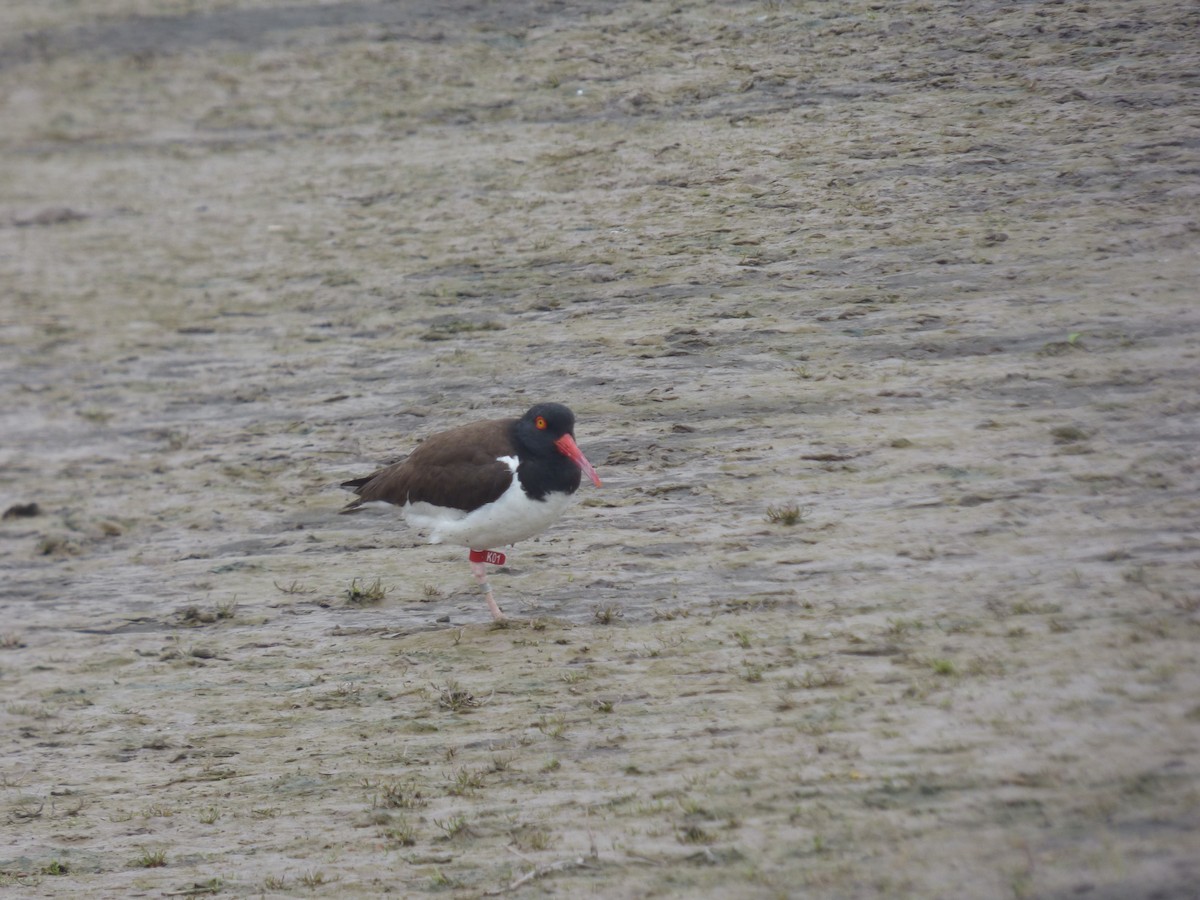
[388,457,575,550]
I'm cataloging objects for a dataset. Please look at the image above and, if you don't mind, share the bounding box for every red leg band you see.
[469,549,506,566]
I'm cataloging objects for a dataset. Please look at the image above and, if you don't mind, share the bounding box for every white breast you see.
[401,456,576,550]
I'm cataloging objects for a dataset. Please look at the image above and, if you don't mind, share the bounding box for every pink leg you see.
[469,558,505,622]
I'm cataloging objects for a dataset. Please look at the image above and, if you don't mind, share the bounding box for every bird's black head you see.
[517,402,577,445]
[512,403,601,495]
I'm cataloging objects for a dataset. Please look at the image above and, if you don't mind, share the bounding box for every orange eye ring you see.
[535,416,547,430]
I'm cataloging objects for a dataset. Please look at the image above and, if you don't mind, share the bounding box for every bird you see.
[340,402,601,622]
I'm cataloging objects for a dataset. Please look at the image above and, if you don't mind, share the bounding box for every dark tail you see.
[338,476,372,514]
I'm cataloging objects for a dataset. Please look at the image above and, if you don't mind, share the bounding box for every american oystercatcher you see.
[340,402,601,621]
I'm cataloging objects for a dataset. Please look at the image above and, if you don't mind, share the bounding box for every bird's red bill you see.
[554,433,602,487]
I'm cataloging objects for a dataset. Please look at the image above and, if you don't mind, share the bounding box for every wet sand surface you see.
[2,1,1199,896]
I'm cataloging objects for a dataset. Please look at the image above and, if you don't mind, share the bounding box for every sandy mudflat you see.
[1,1,1198,896]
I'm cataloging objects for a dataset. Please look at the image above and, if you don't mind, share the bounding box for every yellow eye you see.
[535,416,547,430]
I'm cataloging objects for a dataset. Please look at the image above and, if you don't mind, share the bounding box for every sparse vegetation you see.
[593,604,623,625]
[8,796,45,822]
[299,869,330,888]
[446,766,487,796]
[766,503,804,525]
[490,753,514,772]
[345,577,388,606]
[886,618,922,638]
[374,780,428,810]
[678,823,712,844]
[929,658,957,677]
[799,668,847,689]
[428,868,460,889]
[274,580,316,595]
[134,847,167,868]
[435,680,479,712]
[434,814,473,840]
[177,600,237,625]
[420,319,504,341]
[383,820,417,846]
[537,715,567,739]
[512,824,555,851]
[1050,424,1089,444]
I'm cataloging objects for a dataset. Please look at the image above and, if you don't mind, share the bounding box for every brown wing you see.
[341,418,517,513]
